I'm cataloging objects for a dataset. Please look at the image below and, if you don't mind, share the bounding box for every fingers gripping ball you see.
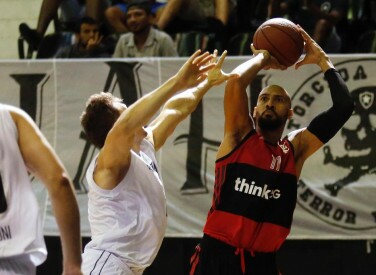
[253,18,304,67]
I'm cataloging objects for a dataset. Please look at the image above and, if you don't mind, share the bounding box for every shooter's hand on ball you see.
[295,25,334,72]
[251,44,287,70]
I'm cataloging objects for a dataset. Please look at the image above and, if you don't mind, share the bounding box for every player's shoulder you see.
[6,105,29,121]
[288,126,324,160]
[4,106,37,132]
[287,127,307,152]
[287,128,305,141]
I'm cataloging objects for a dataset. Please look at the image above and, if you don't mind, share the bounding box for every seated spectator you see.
[155,0,235,34]
[19,0,109,51]
[105,0,166,34]
[359,0,376,29]
[113,0,178,57]
[55,16,113,58]
[268,0,348,53]
[340,0,375,52]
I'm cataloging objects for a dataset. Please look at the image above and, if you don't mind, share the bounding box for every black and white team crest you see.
[286,59,376,230]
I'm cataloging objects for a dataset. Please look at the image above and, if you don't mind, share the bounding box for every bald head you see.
[259,85,291,108]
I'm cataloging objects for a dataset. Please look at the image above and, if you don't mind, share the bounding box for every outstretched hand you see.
[174,50,217,90]
[206,50,240,86]
[174,49,239,91]
[250,44,287,70]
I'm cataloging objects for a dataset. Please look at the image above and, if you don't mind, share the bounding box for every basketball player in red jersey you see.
[190,26,355,275]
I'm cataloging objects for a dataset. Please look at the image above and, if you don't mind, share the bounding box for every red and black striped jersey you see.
[204,129,297,253]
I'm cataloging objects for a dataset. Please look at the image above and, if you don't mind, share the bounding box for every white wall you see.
[0,0,43,59]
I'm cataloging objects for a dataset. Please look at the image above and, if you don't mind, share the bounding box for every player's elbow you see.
[341,94,355,120]
[165,97,195,118]
[226,77,242,91]
[46,172,75,198]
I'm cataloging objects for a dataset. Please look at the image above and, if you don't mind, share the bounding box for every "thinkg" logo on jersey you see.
[234,177,281,200]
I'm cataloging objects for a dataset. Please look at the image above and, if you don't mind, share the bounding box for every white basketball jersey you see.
[84,134,167,272]
[0,104,47,265]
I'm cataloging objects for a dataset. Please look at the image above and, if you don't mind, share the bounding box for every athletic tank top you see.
[85,133,167,270]
[204,129,297,252]
[0,104,47,265]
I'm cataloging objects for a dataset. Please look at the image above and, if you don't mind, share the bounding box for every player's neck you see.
[256,127,284,144]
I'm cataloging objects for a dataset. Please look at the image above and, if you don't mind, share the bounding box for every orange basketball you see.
[253,18,304,67]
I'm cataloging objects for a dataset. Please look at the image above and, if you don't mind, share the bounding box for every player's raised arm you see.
[289,26,355,175]
[149,50,238,150]
[217,44,285,159]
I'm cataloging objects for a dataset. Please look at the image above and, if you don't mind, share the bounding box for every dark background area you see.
[37,236,376,275]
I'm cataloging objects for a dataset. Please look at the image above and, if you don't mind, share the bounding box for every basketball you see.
[253,18,304,67]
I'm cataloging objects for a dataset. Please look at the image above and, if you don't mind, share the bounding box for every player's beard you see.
[258,112,286,131]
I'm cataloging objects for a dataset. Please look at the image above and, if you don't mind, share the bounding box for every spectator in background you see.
[233,0,269,32]
[268,0,348,53]
[19,0,109,51]
[105,0,166,34]
[0,104,82,275]
[371,0,376,24]
[113,0,178,57]
[55,16,113,58]
[154,0,236,54]
[155,0,235,34]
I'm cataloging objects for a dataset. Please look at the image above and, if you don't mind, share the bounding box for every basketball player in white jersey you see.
[0,104,82,275]
[80,50,238,274]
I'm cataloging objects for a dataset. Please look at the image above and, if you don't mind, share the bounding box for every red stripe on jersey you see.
[204,210,290,252]
[217,130,296,176]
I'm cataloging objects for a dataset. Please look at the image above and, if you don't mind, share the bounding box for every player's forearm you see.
[151,80,212,150]
[165,79,211,118]
[48,176,82,273]
[116,75,181,132]
[224,54,266,111]
[223,55,258,131]
[326,68,354,111]
[228,53,268,88]
[307,69,354,143]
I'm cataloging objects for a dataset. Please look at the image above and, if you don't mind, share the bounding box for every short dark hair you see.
[127,0,152,15]
[75,16,99,33]
[80,92,122,148]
